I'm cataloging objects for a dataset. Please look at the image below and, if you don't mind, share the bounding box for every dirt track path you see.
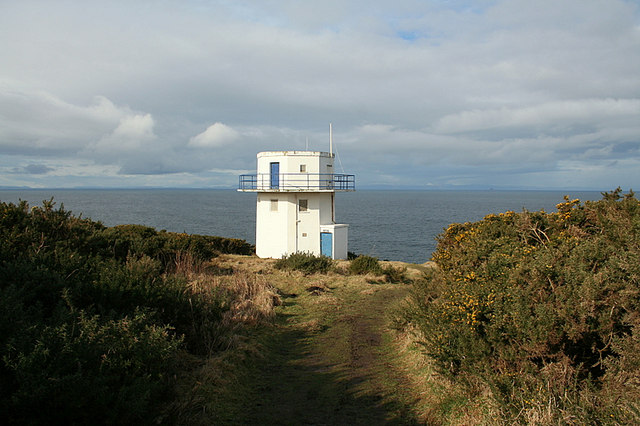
[235,279,420,425]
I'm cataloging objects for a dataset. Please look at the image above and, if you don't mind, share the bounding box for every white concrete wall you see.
[295,193,318,254]
[256,193,289,258]
[256,151,335,191]
[332,224,349,260]
[257,151,333,174]
[319,193,334,225]
[295,192,335,254]
[256,191,339,258]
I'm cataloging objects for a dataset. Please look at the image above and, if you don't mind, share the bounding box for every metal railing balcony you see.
[238,173,355,192]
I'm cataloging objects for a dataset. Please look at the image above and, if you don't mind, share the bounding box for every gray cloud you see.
[11,164,54,175]
[0,0,638,189]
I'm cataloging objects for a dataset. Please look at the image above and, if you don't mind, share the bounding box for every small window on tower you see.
[270,199,278,212]
[300,164,307,173]
[299,199,308,212]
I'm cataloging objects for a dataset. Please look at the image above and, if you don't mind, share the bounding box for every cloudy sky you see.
[1,0,639,190]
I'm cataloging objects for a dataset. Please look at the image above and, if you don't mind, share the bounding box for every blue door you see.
[321,232,332,258]
[270,162,279,189]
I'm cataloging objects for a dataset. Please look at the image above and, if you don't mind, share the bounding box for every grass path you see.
[211,258,425,425]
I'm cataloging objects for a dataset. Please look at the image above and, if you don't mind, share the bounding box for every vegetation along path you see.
[208,256,428,425]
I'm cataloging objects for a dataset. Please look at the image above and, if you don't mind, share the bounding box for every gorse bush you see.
[404,188,640,423]
[274,252,333,274]
[348,255,383,275]
[0,199,256,424]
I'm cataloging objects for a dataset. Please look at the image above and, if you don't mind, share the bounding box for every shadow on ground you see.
[232,288,422,425]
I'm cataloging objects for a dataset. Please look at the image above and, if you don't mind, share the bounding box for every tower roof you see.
[257,151,334,158]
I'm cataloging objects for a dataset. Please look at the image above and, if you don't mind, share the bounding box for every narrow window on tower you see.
[300,164,307,173]
[270,199,278,212]
[298,199,308,212]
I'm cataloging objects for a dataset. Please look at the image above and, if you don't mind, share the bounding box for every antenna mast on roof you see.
[329,122,333,155]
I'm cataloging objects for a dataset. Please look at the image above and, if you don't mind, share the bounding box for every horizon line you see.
[0,185,615,192]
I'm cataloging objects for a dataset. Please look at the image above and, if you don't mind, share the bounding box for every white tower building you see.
[238,150,355,259]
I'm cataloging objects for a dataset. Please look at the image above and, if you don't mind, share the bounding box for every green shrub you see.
[0,198,254,423]
[348,255,383,275]
[403,188,640,423]
[74,256,226,355]
[274,252,333,274]
[382,265,409,283]
[2,305,181,425]
[97,225,254,267]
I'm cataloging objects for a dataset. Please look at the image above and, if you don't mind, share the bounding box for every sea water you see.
[0,189,601,264]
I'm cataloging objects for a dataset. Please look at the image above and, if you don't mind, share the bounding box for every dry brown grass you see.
[170,250,206,277]
[221,271,282,326]
[214,253,277,274]
[185,258,282,329]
